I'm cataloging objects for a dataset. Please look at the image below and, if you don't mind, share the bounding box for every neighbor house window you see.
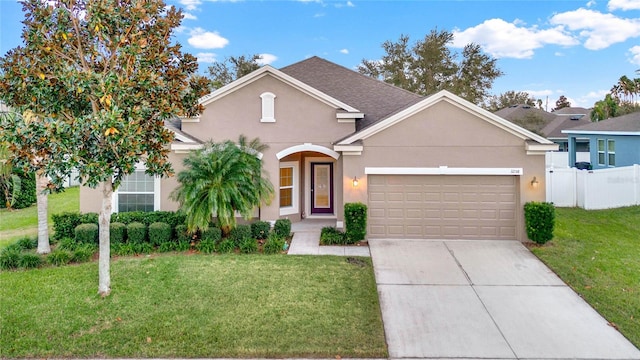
[597,139,605,166]
[607,139,615,166]
[279,161,298,215]
[113,169,160,212]
[260,92,276,123]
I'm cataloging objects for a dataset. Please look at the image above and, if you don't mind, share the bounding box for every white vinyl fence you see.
[545,151,590,168]
[546,165,640,209]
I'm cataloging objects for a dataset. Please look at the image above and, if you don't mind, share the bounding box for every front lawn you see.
[0,254,386,358]
[0,186,79,248]
[530,206,640,349]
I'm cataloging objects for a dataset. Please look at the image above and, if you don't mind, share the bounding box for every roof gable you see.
[280,56,423,130]
[198,65,361,114]
[337,90,555,146]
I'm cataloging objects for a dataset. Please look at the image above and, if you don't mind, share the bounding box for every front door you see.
[311,163,333,214]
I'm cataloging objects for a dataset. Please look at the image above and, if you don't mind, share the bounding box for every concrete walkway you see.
[369,239,640,359]
[287,219,370,257]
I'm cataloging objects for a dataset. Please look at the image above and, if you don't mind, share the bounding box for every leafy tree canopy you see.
[483,90,540,112]
[552,95,571,111]
[358,29,503,105]
[207,54,262,89]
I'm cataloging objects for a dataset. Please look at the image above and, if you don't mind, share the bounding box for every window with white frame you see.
[260,92,276,123]
[114,170,160,212]
[597,139,605,166]
[279,161,298,215]
[607,139,615,166]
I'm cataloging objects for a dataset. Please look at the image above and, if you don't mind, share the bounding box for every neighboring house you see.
[81,57,557,241]
[563,111,640,169]
[495,105,591,152]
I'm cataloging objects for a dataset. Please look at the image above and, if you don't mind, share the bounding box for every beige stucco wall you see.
[342,101,547,241]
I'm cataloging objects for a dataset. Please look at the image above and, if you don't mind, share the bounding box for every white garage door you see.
[368,175,518,240]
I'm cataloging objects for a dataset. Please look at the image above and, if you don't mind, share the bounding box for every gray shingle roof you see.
[280,56,423,130]
[541,115,593,138]
[494,104,557,135]
[564,111,640,133]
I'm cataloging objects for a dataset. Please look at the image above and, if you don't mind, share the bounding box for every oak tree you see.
[0,0,207,295]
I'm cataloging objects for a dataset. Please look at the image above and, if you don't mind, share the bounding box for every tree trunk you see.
[35,173,50,254]
[98,180,112,297]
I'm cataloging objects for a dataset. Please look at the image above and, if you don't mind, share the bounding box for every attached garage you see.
[368,174,519,240]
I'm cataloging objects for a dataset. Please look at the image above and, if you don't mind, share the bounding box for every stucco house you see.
[564,111,640,169]
[81,57,557,241]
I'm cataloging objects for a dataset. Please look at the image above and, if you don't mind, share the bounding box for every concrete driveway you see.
[369,239,640,360]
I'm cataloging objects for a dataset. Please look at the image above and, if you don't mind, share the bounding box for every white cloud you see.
[196,52,217,63]
[335,1,355,8]
[179,0,202,11]
[608,0,640,11]
[257,53,278,65]
[524,89,556,99]
[314,13,325,18]
[340,48,349,54]
[629,45,640,65]
[550,8,640,50]
[188,28,229,49]
[452,18,578,59]
[587,0,597,7]
[183,12,197,20]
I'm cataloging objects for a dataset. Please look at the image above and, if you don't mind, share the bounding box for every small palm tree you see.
[171,135,274,235]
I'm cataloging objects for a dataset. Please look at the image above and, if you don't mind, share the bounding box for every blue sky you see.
[1,0,639,109]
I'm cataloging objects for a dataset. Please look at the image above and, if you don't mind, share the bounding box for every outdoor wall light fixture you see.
[531,176,539,188]
[352,176,359,187]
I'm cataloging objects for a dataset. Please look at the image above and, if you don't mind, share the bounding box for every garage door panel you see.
[368,175,518,240]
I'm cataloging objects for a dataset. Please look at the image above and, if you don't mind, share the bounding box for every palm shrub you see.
[170,136,275,236]
[273,218,291,238]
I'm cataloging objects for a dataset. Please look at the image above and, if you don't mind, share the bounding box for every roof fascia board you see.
[337,90,553,145]
[562,130,640,136]
[365,166,523,176]
[199,65,360,113]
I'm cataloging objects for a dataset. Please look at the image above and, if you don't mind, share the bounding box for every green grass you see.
[530,206,640,349]
[0,186,79,247]
[0,254,386,358]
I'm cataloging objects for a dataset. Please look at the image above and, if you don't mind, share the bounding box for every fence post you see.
[635,164,640,206]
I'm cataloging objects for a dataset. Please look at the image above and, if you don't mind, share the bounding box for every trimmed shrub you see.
[273,218,291,238]
[20,253,43,269]
[344,202,367,243]
[15,236,38,250]
[71,244,96,263]
[524,201,555,244]
[149,222,172,246]
[251,221,271,240]
[75,223,98,245]
[174,224,191,243]
[110,222,126,244]
[239,237,258,254]
[263,233,285,254]
[110,211,186,228]
[229,224,252,245]
[217,238,236,253]
[52,212,81,240]
[126,222,147,244]
[320,226,346,245]
[0,248,21,270]
[48,249,72,266]
[79,212,99,225]
[201,226,222,243]
[196,239,216,254]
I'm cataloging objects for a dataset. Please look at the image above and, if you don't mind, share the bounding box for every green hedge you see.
[251,221,271,240]
[273,218,291,238]
[524,201,555,244]
[110,211,186,228]
[320,226,346,245]
[344,202,367,243]
[201,227,222,243]
[229,224,251,245]
[110,222,126,244]
[149,222,172,246]
[74,223,98,245]
[52,212,99,240]
[126,222,147,244]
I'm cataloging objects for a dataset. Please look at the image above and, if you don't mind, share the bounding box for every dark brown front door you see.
[311,163,333,214]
